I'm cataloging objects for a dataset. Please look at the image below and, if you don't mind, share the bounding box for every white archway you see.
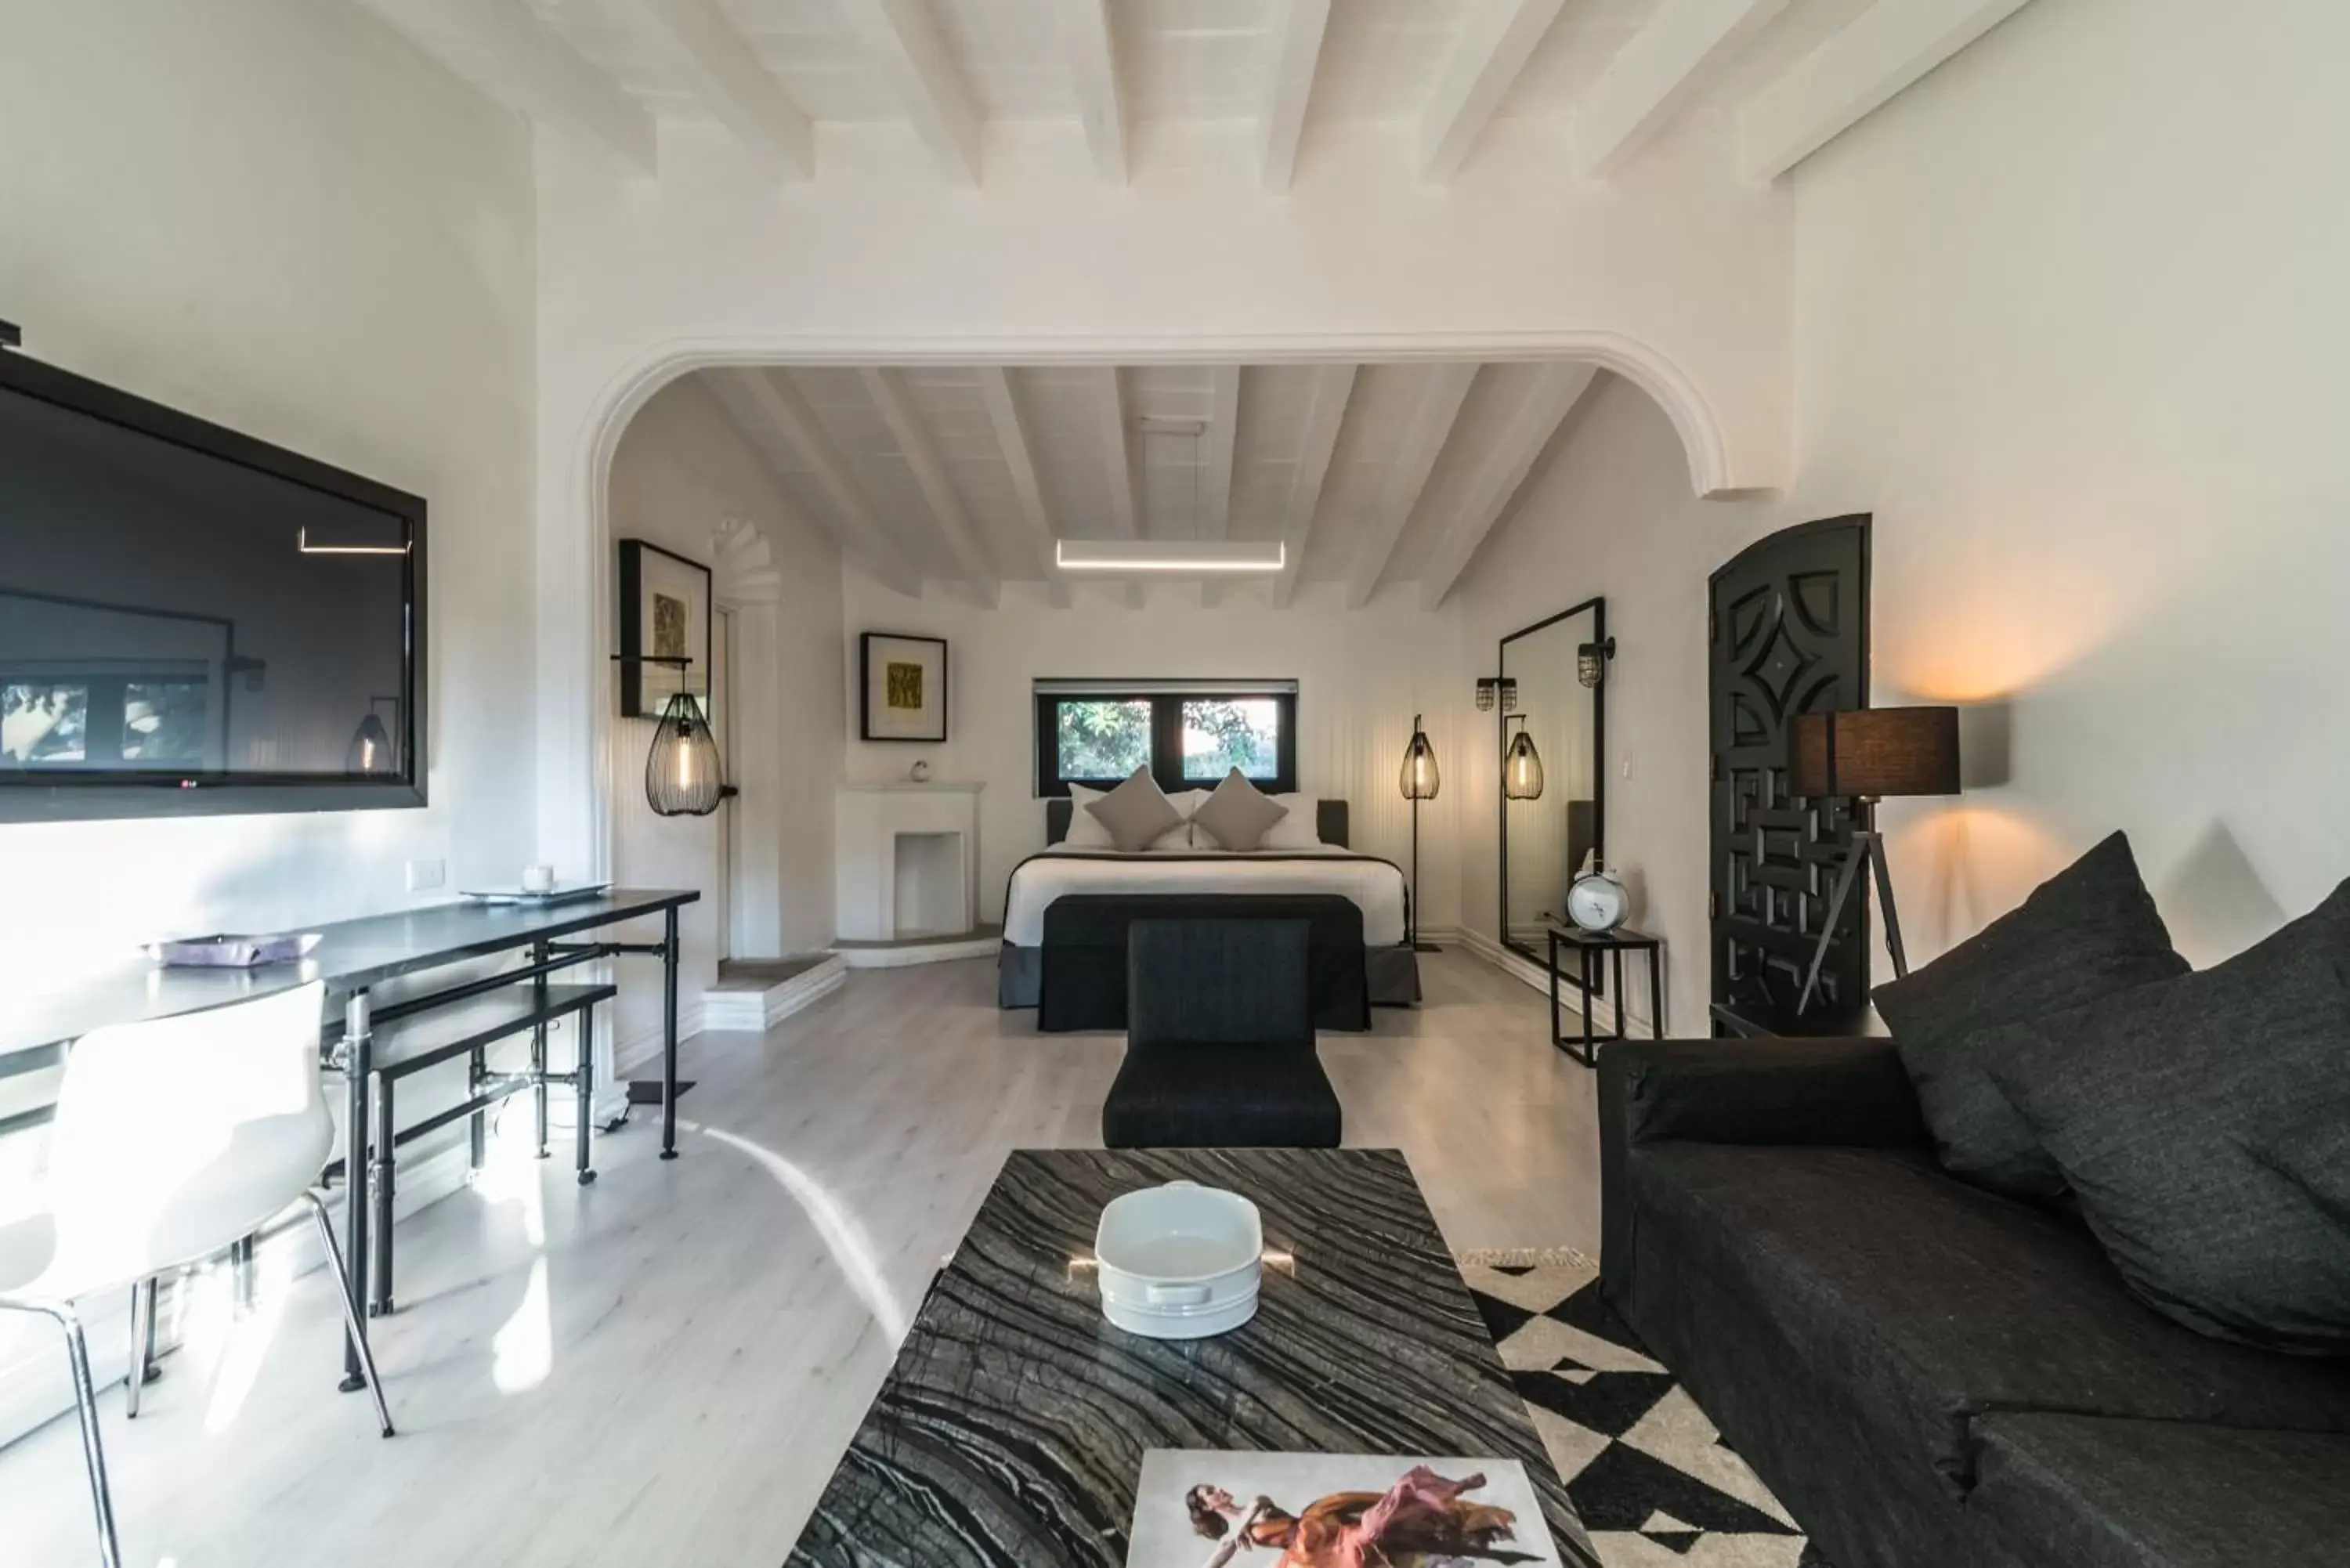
[537,331,1764,886]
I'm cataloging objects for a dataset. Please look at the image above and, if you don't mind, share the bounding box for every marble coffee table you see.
[787,1147,1596,1567]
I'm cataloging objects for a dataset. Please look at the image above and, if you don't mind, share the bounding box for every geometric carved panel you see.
[1708,517,1871,1023]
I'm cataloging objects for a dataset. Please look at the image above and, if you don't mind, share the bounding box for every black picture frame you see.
[617,539,713,718]
[860,632,949,742]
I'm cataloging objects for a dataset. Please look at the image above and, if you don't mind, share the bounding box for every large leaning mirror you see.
[1498,597,1606,971]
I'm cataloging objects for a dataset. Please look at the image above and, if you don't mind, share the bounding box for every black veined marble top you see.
[788,1147,1596,1568]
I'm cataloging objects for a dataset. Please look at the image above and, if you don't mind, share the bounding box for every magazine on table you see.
[1126,1450,1564,1566]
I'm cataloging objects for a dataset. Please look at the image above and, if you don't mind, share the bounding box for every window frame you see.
[1033,686,1299,797]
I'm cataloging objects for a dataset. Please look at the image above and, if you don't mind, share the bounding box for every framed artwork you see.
[860,632,948,742]
[617,539,712,718]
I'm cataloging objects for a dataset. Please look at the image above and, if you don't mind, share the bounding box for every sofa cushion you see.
[1971,1413,2350,1568]
[1875,832,2186,1200]
[1976,878,2350,1353]
[1625,1142,2350,1501]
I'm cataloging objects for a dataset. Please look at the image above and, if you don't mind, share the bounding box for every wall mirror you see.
[1497,597,1606,972]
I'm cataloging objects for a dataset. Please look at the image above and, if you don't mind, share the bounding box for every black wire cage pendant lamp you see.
[616,655,727,818]
[1502,716,1545,800]
[645,690,725,817]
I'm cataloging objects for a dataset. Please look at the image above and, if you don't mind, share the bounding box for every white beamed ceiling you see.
[358,0,2020,187]
[695,359,1608,606]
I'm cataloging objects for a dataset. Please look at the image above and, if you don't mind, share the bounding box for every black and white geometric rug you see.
[1459,1251,1829,1567]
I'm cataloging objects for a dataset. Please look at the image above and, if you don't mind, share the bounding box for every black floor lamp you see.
[1790,706,1961,1013]
[1398,714,1441,952]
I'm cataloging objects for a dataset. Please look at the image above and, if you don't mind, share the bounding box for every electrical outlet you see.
[406,858,446,892]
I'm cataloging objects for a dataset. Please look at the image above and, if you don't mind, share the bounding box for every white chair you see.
[0,981,392,1568]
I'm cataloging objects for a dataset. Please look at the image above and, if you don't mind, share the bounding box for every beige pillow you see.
[1191,768,1290,851]
[1083,768,1184,853]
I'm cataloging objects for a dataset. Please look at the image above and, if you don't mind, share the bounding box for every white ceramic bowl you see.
[1093,1180,1263,1340]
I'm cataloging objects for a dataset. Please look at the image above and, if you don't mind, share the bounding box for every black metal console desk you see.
[0,888,698,1392]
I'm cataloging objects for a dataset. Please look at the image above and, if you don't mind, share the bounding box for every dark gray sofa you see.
[1597,1035,2350,1568]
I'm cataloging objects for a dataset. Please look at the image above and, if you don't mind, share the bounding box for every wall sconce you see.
[1577,637,1617,689]
[1502,716,1545,800]
[614,655,728,818]
[1473,676,1520,714]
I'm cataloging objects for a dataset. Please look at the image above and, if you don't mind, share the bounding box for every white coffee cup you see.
[521,864,555,894]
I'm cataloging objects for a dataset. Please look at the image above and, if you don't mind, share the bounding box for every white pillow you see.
[1064,783,1202,850]
[1258,793,1325,850]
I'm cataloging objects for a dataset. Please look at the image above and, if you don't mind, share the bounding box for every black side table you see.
[1545,923,1665,1067]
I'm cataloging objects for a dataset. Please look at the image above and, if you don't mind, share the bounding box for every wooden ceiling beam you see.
[1255,0,1332,192]
[1271,364,1357,610]
[1742,0,2036,181]
[859,369,1002,607]
[704,369,925,599]
[1416,0,1564,182]
[632,0,814,181]
[1344,365,1478,609]
[976,369,1072,609]
[1418,364,1597,609]
[837,0,984,184]
[1574,0,1792,180]
[1052,0,1128,183]
[350,0,656,175]
[1086,367,1141,540]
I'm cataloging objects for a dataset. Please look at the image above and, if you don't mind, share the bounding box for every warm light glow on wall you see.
[1882,803,2067,964]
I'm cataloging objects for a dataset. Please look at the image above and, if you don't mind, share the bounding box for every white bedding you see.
[1002,844,1408,948]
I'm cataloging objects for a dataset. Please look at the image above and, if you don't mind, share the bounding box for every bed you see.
[996,799,1422,1031]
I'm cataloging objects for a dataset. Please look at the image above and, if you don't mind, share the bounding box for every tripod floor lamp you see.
[1790,706,1961,1013]
[1399,714,1441,952]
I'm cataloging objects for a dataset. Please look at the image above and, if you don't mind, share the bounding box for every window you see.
[1035,681,1297,797]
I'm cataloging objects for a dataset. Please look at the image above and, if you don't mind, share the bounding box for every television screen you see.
[0,351,424,818]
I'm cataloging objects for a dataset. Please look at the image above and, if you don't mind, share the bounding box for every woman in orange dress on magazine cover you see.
[1184,1467,1546,1566]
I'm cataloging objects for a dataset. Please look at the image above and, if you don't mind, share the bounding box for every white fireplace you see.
[834,783,983,943]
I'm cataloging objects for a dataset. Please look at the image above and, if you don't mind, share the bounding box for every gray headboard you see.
[1047,797,1350,849]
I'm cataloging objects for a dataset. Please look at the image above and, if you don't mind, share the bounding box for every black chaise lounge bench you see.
[1101,918,1341,1149]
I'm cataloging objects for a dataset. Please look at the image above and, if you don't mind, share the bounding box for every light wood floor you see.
[4,949,1597,1567]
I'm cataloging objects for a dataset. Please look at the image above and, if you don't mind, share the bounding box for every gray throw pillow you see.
[1875,832,2187,1200]
[1082,768,1182,854]
[1191,769,1289,852]
[1973,880,2350,1354]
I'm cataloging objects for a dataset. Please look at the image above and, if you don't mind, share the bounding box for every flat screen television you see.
[0,347,425,820]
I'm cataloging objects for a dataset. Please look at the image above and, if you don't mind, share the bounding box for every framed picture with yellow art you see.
[860,631,948,742]
[616,539,711,718]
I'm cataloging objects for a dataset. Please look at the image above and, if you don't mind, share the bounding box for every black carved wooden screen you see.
[1708,516,1871,1024]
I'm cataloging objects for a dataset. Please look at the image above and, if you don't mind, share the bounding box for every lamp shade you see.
[1399,715,1440,800]
[646,692,726,817]
[1502,723,1544,800]
[1790,706,1961,799]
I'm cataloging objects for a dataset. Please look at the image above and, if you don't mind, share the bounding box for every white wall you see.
[0,0,537,1441]
[0,0,538,987]
[605,376,844,1052]
[841,573,1469,933]
[1455,375,1773,1031]
[1456,0,2350,1029]
[1784,0,2350,965]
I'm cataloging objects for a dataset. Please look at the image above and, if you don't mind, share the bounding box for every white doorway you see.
[713,605,736,963]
